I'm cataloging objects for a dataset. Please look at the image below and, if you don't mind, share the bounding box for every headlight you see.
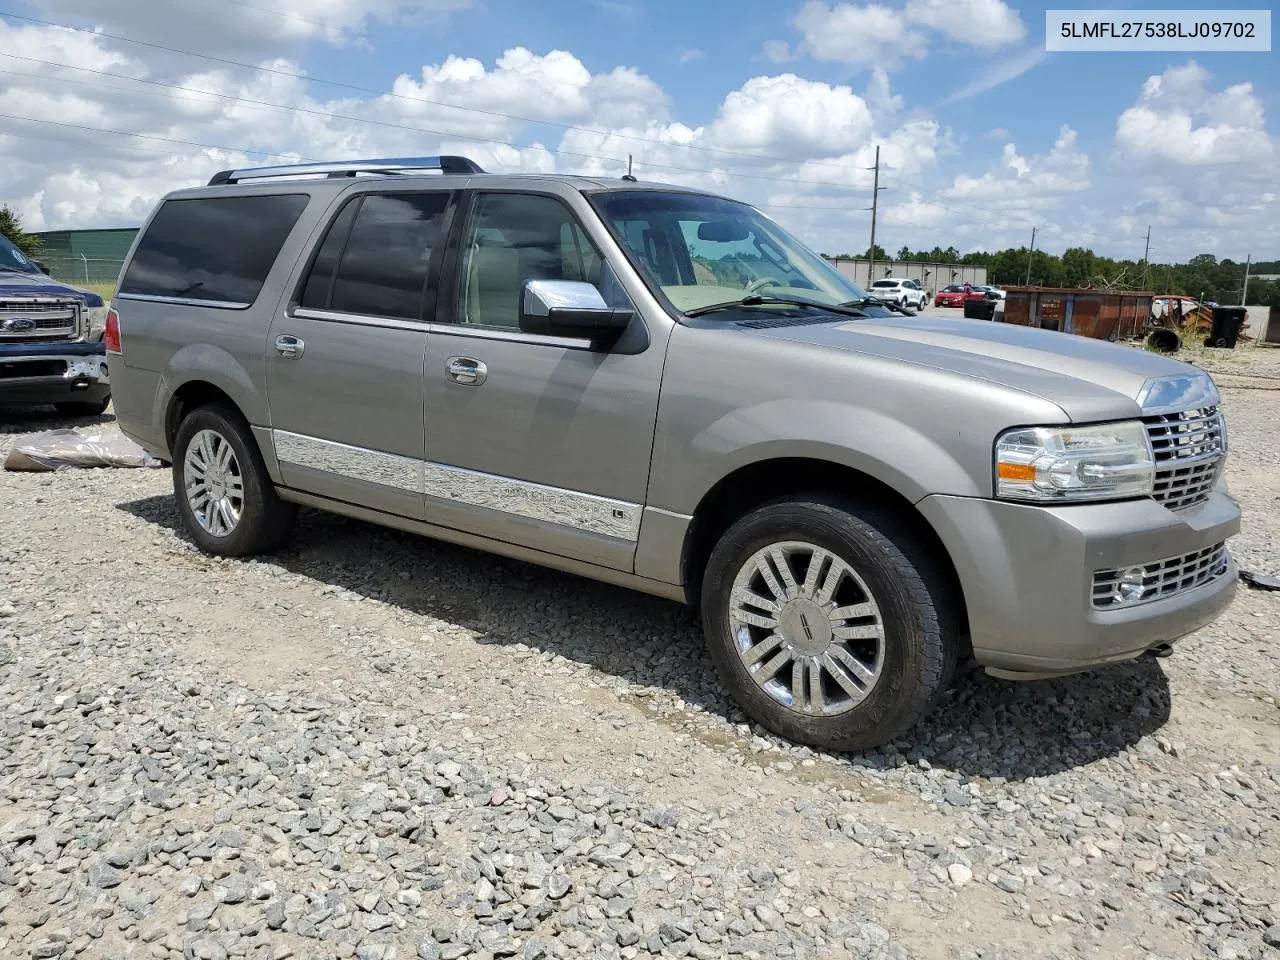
[86,304,108,340]
[995,421,1154,502]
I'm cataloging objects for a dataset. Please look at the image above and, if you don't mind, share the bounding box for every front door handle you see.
[445,356,487,386]
[275,335,304,359]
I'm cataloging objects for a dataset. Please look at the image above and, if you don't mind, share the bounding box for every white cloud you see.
[940,47,1048,105]
[792,2,927,67]
[949,125,1090,204]
[1115,60,1274,167]
[676,48,704,64]
[986,127,1009,140]
[761,40,797,63]
[788,0,1025,69]
[1106,61,1279,259]
[903,0,1024,48]
[27,0,471,57]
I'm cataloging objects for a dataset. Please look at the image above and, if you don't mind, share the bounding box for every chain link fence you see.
[38,255,125,289]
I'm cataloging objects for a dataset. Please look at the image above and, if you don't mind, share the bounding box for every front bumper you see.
[918,489,1240,676]
[0,341,111,406]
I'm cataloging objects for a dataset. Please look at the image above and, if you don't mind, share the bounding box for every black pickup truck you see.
[1,233,111,416]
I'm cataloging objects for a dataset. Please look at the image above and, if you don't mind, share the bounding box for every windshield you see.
[0,234,40,274]
[590,191,868,315]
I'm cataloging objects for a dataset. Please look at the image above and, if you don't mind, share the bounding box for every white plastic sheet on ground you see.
[3,425,163,472]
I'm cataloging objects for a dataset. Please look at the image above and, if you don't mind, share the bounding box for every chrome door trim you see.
[273,430,423,493]
[292,307,427,332]
[424,322,592,350]
[269,429,642,541]
[115,292,252,310]
[422,461,642,541]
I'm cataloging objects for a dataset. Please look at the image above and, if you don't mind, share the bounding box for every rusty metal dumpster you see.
[1000,287,1154,341]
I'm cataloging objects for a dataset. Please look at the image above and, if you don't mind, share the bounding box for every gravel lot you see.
[2,345,1279,960]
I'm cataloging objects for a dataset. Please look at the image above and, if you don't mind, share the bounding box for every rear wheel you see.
[172,404,295,556]
[701,496,957,752]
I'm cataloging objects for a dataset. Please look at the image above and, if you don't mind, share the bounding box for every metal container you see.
[1000,287,1154,341]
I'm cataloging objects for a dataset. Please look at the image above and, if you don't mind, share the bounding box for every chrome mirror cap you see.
[522,280,609,318]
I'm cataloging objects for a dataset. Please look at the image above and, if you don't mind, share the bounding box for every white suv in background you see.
[869,277,927,310]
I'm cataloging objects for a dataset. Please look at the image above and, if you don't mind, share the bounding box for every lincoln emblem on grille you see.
[2,317,37,332]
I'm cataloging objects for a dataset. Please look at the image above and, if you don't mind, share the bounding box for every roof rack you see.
[207,155,485,186]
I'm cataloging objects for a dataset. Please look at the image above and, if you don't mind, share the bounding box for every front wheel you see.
[172,404,295,556]
[701,497,957,752]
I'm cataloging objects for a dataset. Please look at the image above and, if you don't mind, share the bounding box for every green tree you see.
[861,243,890,261]
[0,205,40,259]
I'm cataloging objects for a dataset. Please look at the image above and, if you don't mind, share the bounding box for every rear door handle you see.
[275,335,304,359]
[445,356,487,386]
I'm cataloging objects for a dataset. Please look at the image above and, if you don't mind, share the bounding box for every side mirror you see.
[34,260,51,275]
[519,280,632,345]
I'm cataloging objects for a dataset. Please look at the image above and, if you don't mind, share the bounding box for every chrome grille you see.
[0,298,81,341]
[1092,542,1230,609]
[1144,406,1225,510]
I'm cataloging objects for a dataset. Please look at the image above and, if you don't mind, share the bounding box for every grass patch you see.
[79,281,118,301]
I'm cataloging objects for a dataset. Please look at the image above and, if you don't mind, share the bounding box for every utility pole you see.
[1025,227,1036,286]
[1141,225,1151,291]
[1241,254,1251,306]
[866,145,886,284]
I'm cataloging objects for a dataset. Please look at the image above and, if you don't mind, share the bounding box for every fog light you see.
[1115,567,1147,604]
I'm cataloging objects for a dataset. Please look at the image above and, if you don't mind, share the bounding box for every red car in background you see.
[934,283,988,308]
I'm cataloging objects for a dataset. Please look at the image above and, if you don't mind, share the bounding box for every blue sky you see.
[2,0,1276,261]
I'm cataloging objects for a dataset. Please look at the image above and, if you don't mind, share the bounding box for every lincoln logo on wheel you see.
[3,317,37,332]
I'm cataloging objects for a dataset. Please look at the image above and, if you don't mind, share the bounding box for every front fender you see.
[649,397,985,514]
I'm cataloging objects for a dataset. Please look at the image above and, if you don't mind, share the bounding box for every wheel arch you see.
[679,456,971,654]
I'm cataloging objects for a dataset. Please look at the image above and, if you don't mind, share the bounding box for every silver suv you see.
[107,156,1239,751]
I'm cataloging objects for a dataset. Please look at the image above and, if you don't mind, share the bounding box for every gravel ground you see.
[2,353,1279,960]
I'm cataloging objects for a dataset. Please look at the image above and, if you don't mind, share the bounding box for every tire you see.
[172,403,295,556]
[55,397,110,417]
[701,496,958,752]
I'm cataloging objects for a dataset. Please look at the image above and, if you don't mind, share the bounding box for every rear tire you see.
[172,404,295,556]
[701,496,958,752]
[55,398,110,417]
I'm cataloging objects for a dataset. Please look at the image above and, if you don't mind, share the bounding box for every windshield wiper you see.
[842,297,916,317]
[685,294,869,319]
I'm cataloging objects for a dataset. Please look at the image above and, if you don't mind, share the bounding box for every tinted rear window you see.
[871,280,897,288]
[299,192,450,321]
[120,194,309,306]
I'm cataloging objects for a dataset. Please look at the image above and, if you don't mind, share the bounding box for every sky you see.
[0,0,1275,263]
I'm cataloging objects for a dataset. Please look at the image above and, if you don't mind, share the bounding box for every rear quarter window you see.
[120,194,310,306]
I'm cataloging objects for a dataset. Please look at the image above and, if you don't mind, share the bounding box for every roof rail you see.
[207,155,485,186]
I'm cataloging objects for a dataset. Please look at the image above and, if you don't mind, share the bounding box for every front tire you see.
[172,404,295,556]
[701,497,957,752]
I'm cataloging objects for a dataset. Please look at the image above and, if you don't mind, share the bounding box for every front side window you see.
[120,194,309,305]
[591,191,868,315]
[300,192,449,320]
[457,193,628,330]
[0,234,39,275]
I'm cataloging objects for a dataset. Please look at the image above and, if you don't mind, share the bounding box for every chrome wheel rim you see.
[728,541,885,716]
[183,429,244,538]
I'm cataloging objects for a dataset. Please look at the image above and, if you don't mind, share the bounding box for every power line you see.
[0,111,317,161]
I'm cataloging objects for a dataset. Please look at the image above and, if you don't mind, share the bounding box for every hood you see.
[756,314,1213,423]
[0,270,105,307]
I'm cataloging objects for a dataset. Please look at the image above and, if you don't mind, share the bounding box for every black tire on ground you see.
[172,403,296,556]
[700,496,959,752]
[55,397,111,417]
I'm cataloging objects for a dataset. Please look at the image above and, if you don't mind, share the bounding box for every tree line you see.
[828,243,1279,307]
